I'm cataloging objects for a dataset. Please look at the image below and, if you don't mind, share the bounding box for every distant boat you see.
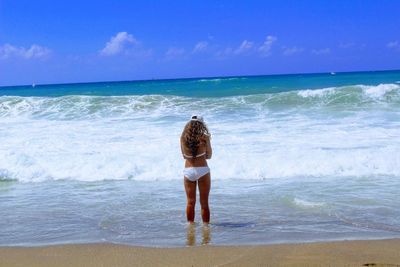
[330,72,336,75]
[32,83,36,88]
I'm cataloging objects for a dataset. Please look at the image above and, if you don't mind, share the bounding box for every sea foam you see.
[0,84,399,182]
[1,83,399,120]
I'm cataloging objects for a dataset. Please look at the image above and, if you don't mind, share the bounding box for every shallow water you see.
[0,177,399,247]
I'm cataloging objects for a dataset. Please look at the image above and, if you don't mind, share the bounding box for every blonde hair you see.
[181,120,210,158]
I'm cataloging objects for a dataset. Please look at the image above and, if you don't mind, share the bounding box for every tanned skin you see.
[181,135,212,223]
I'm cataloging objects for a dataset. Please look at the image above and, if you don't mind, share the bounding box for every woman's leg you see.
[184,178,197,222]
[198,172,211,223]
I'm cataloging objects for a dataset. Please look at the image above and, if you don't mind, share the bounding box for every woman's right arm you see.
[205,135,212,159]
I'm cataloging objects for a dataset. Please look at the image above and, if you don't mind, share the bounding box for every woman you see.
[180,115,212,223]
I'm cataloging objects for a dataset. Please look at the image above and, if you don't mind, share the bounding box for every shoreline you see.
[1,239,399,267]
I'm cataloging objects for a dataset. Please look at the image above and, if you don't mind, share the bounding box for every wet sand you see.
[1,239,400,267]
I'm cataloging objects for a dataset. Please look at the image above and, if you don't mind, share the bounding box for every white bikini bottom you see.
[183,167,210,182]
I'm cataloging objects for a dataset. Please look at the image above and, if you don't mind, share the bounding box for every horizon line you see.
[1,68,400,88]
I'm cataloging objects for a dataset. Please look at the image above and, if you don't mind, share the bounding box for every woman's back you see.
[181,136,209,167]
[181,116,212,224]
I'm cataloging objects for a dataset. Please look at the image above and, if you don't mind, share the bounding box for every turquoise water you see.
[0,70,400,246]
[1,70,400,97]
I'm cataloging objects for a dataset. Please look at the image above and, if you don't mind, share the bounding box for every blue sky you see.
[0,0,399,86]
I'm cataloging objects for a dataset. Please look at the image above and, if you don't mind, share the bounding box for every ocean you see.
[1,70,400,247]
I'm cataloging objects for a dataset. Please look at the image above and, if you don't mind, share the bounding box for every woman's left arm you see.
[180,137,186,159]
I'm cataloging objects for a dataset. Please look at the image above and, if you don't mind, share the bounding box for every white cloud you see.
[100,32,139,56]
[216,35,277,58]
[387,41,400,50]
[215,47,233,58]
[165,47,185,59]
[216,40,255,57]
[193,41,208,53]
[339,42,355,48]
[282,46,304,56]
[234,40,254,55]
[0,44,51,59]
[312,48,331,55]
[258,35,277,57]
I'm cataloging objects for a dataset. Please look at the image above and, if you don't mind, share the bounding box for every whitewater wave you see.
[0,84,399,120]
[1,114,400,182]
[198,77,248,82]
[0,83,399,182]
[1,145,399,182]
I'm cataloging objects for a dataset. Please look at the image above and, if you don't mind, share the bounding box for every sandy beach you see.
[0,239,399,267]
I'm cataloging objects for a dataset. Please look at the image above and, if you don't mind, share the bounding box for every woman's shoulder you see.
[202,133,210,140]
[199,134,210,144]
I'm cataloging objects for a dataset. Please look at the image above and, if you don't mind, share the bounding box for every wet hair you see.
[181,120,210,158]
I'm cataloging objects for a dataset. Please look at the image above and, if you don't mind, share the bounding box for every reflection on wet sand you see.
[186,223,211,246]
[186,223,196,246]
[202,224,211,245]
